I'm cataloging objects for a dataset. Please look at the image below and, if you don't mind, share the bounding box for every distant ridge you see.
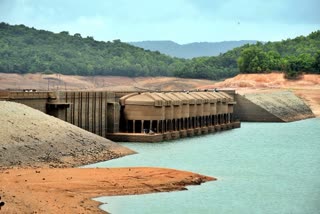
[129,40,258,58]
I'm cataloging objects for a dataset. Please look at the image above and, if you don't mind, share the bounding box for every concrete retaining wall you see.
[234,91,314,122]
[234,94,283,122]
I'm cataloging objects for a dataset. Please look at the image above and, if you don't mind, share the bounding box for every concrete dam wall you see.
[0,91,120,137]
[234,91,314,122]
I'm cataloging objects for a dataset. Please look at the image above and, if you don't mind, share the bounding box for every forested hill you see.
[0,23,186,77]
[175,30,320,79]
[235,31,320,78]
[0,22,319,80]
[129,40,257,58]
[0,22,238,79]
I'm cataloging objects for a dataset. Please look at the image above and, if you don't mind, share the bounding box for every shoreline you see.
[0,167,215,213]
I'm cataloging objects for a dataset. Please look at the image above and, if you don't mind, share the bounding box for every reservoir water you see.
[87,118,320,214]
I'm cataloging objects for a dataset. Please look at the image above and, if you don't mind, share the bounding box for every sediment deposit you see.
[0,167,214,213]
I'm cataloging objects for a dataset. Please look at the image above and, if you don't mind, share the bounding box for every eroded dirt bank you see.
[0,167,214,213]
[0,73,215,91]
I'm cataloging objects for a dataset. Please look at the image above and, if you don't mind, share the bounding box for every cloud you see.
[186,0,320,24]
[0,0,319,43]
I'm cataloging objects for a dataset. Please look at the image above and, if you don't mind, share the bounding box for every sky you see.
[0,0,319,44]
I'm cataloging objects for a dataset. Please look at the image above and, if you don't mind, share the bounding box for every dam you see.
[0,89,313,142]
[0,90,240,142]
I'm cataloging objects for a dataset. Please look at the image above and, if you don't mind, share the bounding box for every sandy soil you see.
[199,73,320,89]
[0,167,214,213]
[292,89,320,117]
[0,73,215,91]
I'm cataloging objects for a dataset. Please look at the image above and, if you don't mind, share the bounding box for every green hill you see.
[228,32,320,76]
[175,31,320,79]
[0,22,319,80]
[0,23,186,77]
[0,22,238,80]
[237,32,320,78]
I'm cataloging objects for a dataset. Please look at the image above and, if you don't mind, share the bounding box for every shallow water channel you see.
[86,118,320,214]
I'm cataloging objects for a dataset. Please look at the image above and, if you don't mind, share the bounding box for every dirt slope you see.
[0,73,215,91]
[0,101,135,168]
[199,73,320,89]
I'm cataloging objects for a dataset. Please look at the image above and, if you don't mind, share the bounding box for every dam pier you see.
[108,91,239,142]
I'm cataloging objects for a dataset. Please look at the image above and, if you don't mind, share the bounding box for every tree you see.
[313,51,320,73]
[74,33,82,38]
[266,51,281,71]
[237,46,268,73]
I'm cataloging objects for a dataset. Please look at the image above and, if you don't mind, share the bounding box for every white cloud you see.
[0,0,319,43]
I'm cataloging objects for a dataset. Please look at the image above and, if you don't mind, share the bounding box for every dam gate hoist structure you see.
[0,90,240,142]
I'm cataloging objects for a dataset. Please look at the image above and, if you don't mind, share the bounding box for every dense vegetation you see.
[0,22,319,80]
[176,31,320,79]
[236,34,320,78]
[1,22,235,79]
[0,22,186,77]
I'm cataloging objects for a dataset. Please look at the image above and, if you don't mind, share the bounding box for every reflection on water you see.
[87,118,320,214]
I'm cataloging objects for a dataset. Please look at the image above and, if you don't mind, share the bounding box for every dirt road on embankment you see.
[0,101,214,213]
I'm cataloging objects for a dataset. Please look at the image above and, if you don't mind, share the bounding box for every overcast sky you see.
[0,0,319,44]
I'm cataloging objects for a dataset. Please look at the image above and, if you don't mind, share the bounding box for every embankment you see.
[234,91,314,122]
[0,101,135,168]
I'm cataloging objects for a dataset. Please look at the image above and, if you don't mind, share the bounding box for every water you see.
[86,118,320,214]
